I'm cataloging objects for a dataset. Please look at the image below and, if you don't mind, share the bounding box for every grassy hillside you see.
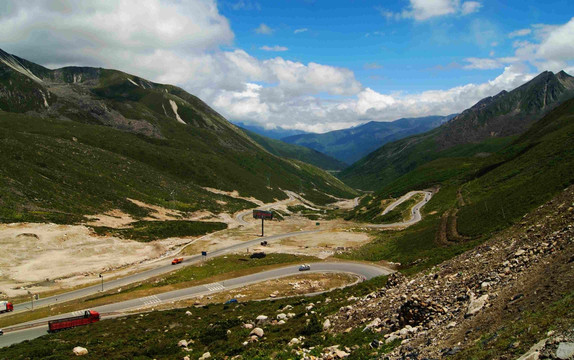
[0,49,357,224]
[339,71,574,191]
[282,115,451,165]
[341,97,574,274]
[242,128,347,170]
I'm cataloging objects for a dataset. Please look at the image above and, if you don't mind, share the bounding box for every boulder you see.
[243,323,253,329]
[323,319,331,330]
[289,337,300,346]
[465,293,488,317]
[385,334,399,344]
[250,327,264,337]
[199,352,211,360]
[256,315,268,323]
[277,313,287,320]
[556,342,574,360]
[72,347,88,356]
[178,340,188,347]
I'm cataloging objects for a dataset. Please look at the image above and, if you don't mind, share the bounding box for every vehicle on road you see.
[48,310,100,333]
[0,329,3,336]
[299,264,311,271]
[225,299,238,304]
[0,301,13,313]
[260,240,268,246]
[171,257,183,265]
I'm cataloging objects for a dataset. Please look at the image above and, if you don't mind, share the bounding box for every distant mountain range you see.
[282,115,454,164]
[241,128,347,170]
[231,121,309,140]
[0,48,356,223]
[339,70,574,191]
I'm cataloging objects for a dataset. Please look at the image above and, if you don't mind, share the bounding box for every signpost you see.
[201,251,207,261]
[253,210,273,237]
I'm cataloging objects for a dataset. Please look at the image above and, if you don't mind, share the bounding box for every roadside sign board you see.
[253,210,273,220]
[201,251,207,256]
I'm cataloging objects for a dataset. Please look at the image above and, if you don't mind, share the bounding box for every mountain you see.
[340,70,574,191]
[232,121,309,140]
[241,128,347,170]
[0,48,356,223]
[282,115,453,165]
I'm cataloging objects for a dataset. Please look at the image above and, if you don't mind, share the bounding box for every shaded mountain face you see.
[0,48,356,223]
[437,70,574,148]
[339,70,574,191]
[241,128,347,170]
[282,115,453,164]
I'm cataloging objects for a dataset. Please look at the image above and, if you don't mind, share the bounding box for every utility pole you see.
[28,291,33,310]
[261,218,265,237]
[99,273,104,292]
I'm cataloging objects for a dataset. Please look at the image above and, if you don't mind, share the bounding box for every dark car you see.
[225,299,238,304]
[0,329,3,336]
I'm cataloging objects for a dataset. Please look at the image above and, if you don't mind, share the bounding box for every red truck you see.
[0,301,13,313]
[171,257,183,265]
[48,310,100,333]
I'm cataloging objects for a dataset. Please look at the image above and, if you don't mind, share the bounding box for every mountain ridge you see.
[340,70,574,191]
[0,48,357,223]
[282,115,454,164]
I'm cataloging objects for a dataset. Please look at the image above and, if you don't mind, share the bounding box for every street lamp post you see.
[99,273,104,292]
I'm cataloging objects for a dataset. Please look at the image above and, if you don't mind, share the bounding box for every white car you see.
[0,329,3,336]
[298,264,311,271]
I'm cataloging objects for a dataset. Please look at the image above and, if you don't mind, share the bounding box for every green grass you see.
[339,186,478,275]
[0,276,393,360]
[92,220,227,242]
[339,99,574,274]
[453,291,574,360]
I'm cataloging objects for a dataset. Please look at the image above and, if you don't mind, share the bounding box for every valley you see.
[0,44,573,360]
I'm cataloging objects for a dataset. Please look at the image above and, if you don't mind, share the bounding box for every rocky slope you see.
[324,185,574,359]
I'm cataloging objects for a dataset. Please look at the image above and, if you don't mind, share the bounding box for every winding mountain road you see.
[0,262,391,348]
[367,190,433,229]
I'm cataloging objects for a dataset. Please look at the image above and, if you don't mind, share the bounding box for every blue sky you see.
[220,0,573,93]
[1,0,573,132]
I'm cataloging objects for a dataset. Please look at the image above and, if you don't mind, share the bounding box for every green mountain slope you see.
[241,128,347,170]
[282,115,452,164]
[340,71,574,191]
[343,96,574,275]
[0,49,356,223]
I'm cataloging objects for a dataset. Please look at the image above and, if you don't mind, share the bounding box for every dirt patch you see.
[0,223,197,297]
[271,230,372,259]
[203,187,264,206]
[84,209,136,228]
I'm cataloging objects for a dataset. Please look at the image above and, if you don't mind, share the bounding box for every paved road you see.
[0,262,392,348]
[368,191,433,229]
[11,229,319,313]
